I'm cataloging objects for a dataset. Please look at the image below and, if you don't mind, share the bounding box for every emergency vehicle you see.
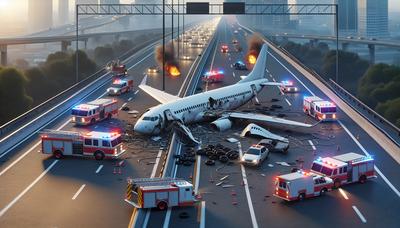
[273,170,333,201]
[125,178,195,210]
[303,96,337,121]
[241,144,269,166]
[106,60,128,77]
[311,152,376,188]
[107,79,133,95]
[71,98,118,125]
[40,129,125,160]
[280,80,299,93]
[202,70,224,83]
[221,44,229,53]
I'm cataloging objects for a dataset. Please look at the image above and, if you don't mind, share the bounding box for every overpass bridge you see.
[270,33,400,64]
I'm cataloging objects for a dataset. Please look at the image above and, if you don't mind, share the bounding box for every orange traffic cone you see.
[118,167,122,174]
[113,168,117,174]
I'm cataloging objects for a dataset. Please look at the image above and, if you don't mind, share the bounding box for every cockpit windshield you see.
[143,116,159,121]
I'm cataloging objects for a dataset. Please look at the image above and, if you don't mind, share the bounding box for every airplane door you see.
[250,84,260,104]
[164,109,175,121]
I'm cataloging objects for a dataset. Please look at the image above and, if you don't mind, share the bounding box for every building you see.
[76,0,98,4]
[100,0,120,3]
[245,0,291,31]
[58,0,69,25]
[338,0,358,35]
[28,0,53,32]
[358,0,389,38]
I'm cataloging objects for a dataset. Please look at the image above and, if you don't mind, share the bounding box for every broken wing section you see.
[138,84,180,104]
[227,112,313,128]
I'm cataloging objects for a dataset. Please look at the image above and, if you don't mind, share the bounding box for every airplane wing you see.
[138,84,180,104]
[226,112,313,128]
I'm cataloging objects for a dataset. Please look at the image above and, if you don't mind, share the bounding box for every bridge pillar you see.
[61,40,71,52]
[342,42,349,51]
[368,44,375,65]
[0,44,7,66]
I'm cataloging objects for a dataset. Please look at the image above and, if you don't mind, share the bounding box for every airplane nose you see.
[133,122,144,133]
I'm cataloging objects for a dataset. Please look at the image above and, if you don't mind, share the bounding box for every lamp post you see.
[162,0,165,91]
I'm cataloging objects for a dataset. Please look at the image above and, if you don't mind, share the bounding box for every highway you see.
[1,16,399,228]
[0,20,212,227]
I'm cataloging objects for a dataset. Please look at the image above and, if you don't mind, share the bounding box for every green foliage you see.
[0,68,32,123]
[375,97,400,127]
[94,45,115,66]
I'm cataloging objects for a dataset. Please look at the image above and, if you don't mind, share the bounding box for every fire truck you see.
[273,170,333,201]
[303,96,337,121]
[106,60,128,77]
[221,44,229,53]
[107,79,134,95]
[311,152,376,188]
[125,178,195,210]
[71,99,118,125]
[202,70,224,83]
[40,129,125,160]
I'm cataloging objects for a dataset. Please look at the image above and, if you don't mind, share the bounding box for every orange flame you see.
[168,65,181,76]
[248,54,257,65]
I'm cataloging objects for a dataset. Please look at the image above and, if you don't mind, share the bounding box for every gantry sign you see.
[75,3,338,88]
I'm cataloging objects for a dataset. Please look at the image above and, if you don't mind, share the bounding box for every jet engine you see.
[210,118,232,131]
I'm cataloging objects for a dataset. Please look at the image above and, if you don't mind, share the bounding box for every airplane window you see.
[143,117,151,120]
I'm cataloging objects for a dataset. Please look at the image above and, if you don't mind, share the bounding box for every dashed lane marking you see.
[352,206,367,223]
[200,201,206,228]
[128,97,133,101]
[95,165,103,174]
[233,72,236,78]
[339,188,349,200]
[134,90,139,95]
[119,103,127,110]
[285,98,292,106]
[308,140,316,151]
[72,184,86,200]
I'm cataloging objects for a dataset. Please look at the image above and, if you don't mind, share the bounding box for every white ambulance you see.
[274,170,333,201]
[71,98,118,125]
[40,129,125,160]
[125,178,195,210]
[311,152,376,188]
[303,96,337,121]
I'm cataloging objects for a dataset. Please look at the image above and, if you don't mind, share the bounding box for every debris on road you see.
[220,175,229,181]
[226,137,239,143]
[268,164,274,168]
[275,161,291,167]
[222,184,235,188]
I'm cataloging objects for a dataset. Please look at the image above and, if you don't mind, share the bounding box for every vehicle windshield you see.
[320,107,336,113]
[320,166,333,176]
[311,162,322,173]
[142,116,159,121]
[246,148,260,155]
[111,136,122,147]
[71,109,88,116]
[111,83,125,88]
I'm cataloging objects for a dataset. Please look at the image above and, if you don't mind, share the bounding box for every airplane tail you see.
[238,44,268,84]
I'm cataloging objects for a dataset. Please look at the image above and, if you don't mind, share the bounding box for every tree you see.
[376,97,400,127]
[0,68,32,124]
[93,46,115,66]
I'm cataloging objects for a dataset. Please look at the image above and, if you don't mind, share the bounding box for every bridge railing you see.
[0,32,163,137]
[262,31,400,147]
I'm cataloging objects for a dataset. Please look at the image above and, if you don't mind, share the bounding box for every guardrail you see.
[239,22,400,148]
[0,31,164,137]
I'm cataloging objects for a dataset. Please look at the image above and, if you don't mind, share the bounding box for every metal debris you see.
[222,185,235,188]
[275,161,291,167]
[220,175,229,181]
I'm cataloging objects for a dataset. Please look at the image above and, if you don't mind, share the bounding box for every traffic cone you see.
[113,168,117,174]
[231,190,237,196]
[118,167,122,174]
[195,193,202,200]
[232,197,238,205]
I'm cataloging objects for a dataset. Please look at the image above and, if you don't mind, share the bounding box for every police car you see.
[280,80,299,93]
[202,70,224,83]
[233,61,247,70]
[241,144,269,166]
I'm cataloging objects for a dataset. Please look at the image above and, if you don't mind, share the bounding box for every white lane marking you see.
[95,165,103,174]
[268,47,400,198]
[272,78,276,82]
[150,149,163,178]
[119,102,127,110]
[0,160,59,217]
[338,188,349,200]
[339,120,400,198]
[352,206,367,223]
[233,72,236,78]
[200,201,206,228]
[238,142,259,228]
[134,90,139,95]
[128,97,133,101]
[194,155,201,194]
[285,98,292,106]
[308,140,316,151]
[72,184,86,200]
[210,35,219,70]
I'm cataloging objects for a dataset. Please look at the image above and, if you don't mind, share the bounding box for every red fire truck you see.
[311,152,376,188]
[40,129,125,160]
[221,44,229,53]
[202,70,224,83]
[303,96,337,121]
[106,60,128,77]
[125,177,195,210]
[274,170,333,201]
[107,79,134,95]
[71,98,118,125]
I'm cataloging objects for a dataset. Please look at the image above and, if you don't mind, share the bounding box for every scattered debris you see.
[205,159,215,166]
[271,98,279,102]
[220,175,229,181]
[226,137,239,143]
[275,161,291,167]
[261,173,266,177]
[268,164,274,168]
[121,106,130,111]
[222,184,235,188]
[128,110,139,114]
[179,212,190,219]
[151,136,162,142]
[216,181,224,186]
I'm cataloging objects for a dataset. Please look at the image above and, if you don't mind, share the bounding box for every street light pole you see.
[182,0,185,56]
[177,0,180,58]
[335,4,339,84]
[163,0,165,91]
[171,0,174,47]
[75,4,79,83]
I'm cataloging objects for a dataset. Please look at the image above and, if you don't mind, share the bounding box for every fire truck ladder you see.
[40,129,82,139]
[131,177,185,187]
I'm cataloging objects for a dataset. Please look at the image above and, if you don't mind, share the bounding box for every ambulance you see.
[303,96,337,121]
[40,129,125,160]
[125,178,195,210]
[311,152,376,188]
[71,98,118,125]
[273,170,333,201]
[107,79,133,95]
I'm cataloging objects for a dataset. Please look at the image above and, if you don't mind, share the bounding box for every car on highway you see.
[232,39,238,44]
[233,30,239,34]
[147,66,160,74]
[107,79,133,96]
[280,80,299,93]
[257,139,289,153]
[221,44,229,53]
[202,70,224,83]
[233,61,247,70]
[241,144,269,166]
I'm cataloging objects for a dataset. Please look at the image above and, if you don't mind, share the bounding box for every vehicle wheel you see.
[53,150,63,159]
[157,201,168,210]
[94,151,105,160]
[334,179,341,189]
[320,188,327,196]
[359,175,367,184]
[107,113,112,119]
[298,193,305,201]
[90,118,96,124]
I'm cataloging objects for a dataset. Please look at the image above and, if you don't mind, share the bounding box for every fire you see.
[248,54,257,65]
[168,65,181,76]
